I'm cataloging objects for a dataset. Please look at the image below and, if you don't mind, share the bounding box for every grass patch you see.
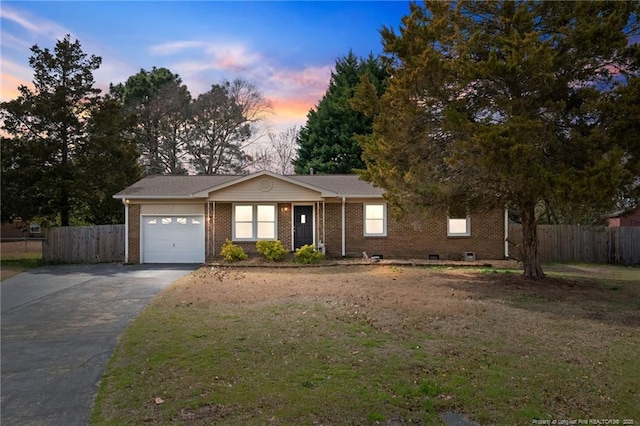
[1,241,42,280]
[91,264,640,425]
[93,302,443,424]
[1,258,42,269]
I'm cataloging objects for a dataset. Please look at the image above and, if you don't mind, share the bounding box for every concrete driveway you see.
[1,263,197,426]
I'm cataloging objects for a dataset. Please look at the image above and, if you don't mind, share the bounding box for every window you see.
[233,204,276,240]
[177,217,187,225]
[257,205,276,239]
[161,217,172,225]
[29,223,41,233]
[364,203,386,236]
[447,216,470,237]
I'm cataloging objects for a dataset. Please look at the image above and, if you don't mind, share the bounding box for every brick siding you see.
[278,203,292,251]
[323,202,504,260]
[129,200,505,263]
[209,202,293,259]
[127,204,140,263]
[212,203,232,258]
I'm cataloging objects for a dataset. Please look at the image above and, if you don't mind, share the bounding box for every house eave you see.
[190,170,341,198]
[337,194,384,199]
[113,195,206,200]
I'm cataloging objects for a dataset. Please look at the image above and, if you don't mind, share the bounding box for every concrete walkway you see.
[1,263,197,426]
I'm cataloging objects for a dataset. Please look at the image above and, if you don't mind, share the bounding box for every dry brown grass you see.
[93,263,639,425]
[0,241,43,280]
[162,264,640,345]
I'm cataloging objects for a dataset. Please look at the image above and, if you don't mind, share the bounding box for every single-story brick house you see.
[114,171,508,264]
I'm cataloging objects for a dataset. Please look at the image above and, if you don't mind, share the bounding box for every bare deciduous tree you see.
[269,126,298,175]
[245,126,298,174]
[187,78,271,174]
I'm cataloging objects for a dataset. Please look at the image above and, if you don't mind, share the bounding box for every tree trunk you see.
[520,205,545,278]
[61,122,70,227]
[60,185,70,226]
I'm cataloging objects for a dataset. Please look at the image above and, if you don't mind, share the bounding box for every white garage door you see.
[142,216,205,263]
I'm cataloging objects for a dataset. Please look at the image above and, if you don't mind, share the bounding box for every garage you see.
[142,216,205,263]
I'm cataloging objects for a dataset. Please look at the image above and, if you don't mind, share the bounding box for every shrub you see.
[294,244,324,264]
[220,239,248,262]
[256,240,286,261]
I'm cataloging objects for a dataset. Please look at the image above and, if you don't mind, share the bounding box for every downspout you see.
[123,199,129,264]
[504,208,509,259]
[341,196,346,257]
[206,201,210,261]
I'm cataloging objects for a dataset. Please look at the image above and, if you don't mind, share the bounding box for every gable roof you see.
[114,171,384,199]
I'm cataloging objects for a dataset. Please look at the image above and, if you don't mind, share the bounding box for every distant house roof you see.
[114,171,384,199]
[608,205,640,218]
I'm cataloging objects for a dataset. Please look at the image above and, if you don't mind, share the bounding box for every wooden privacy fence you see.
[43,225,125,264]
[509,224,640,265]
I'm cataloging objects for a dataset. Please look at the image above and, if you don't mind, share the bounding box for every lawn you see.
[91,263,640,425]
[0,240,43,280]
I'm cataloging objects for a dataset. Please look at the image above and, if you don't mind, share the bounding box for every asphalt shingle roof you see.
[114,175,239,198]
[114,173,384,198]
[289,175,384,197]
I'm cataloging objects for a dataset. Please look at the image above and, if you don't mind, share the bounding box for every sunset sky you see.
[1,1,411,133]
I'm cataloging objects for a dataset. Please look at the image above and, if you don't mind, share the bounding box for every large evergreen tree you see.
[356,1,639,277]
[111,67,191,175]
[1,35,140,225]
[294,52,387,174]
[74,98,141,224]
[1,35,101,226]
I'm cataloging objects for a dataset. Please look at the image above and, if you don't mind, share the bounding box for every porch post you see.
[206,202,209,260]
[322,201,326,251]
[124,200,129,264]
[211,201,216,258]
[341,196,346,257]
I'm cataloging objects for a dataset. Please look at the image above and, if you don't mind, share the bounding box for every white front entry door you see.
[142,216,205,263]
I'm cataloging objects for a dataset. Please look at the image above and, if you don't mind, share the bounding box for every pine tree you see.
[111,67,191,175]
[294,52,387,174]
[1,35,140,225]
[1,35,101,226]
[356,1,639,277]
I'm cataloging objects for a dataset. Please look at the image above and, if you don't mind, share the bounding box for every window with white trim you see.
[364,203,387,236]
[447,216,471,237]
[233,204,277,240]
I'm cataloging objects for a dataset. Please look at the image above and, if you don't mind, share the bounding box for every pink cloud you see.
[0,60,34,102]
[267,96,314,122]
[151,40,261,74]
[0,75,29,102]
[268,65,332,97]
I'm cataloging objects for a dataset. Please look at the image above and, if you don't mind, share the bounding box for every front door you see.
[293,205,313,249]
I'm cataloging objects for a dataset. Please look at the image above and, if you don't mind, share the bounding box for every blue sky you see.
[1,1,411,132]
